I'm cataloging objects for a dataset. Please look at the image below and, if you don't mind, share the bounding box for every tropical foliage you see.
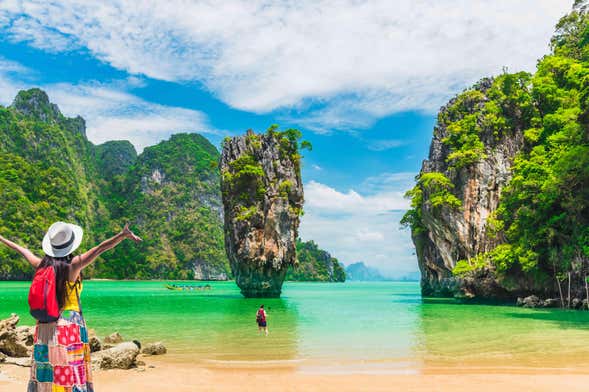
[0,89,230,280]
[405,4,589,305]
[287,239,345,282]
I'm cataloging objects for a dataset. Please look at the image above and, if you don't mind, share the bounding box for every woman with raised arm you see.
[0,221,141,392]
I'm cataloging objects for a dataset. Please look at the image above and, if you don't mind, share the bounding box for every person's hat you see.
[42,222,83,258]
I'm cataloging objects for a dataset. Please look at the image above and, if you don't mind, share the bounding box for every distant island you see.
[345,262,388,281]
[287,240,346,282]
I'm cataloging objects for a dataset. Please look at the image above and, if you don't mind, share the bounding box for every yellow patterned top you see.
[63,281,83,312]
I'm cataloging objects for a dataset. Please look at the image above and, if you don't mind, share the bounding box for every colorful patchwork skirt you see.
[27,310,94,392]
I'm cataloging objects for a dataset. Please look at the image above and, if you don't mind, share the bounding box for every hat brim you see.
[42,224,84,258]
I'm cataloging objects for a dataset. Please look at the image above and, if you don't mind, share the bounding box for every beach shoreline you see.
[2,356,589,392]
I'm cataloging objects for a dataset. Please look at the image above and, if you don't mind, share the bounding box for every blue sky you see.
[0,1,572,278]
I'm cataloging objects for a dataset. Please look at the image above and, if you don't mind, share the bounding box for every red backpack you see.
[28,265,59,323]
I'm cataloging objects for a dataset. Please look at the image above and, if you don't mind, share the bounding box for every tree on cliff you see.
[403,4,589,307]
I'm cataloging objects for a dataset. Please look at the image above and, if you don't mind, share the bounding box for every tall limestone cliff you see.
[107,133,229,280]
[404,3,589,304]
[0,89,109,278]
[410,78,526,297]
[220,128,305,297]
[0,89,230,280]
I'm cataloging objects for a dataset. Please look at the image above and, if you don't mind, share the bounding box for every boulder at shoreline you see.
[104,332,124,344]
[92,342,140,370]
[0,314,32,357]
[142,342,167,355]
[0,315,166,371]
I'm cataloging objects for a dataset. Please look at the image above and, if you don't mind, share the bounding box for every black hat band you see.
[52,232,75,250]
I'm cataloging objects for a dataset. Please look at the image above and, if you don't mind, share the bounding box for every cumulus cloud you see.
[8,16,79,53]
[0,0,571,132]
[0,57,30,104]
[305,180,409,214]
[300,174,417,278]
[0,59,217,151]
[45,83,217,151]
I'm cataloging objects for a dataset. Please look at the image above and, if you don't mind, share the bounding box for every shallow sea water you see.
[1,280,589,372]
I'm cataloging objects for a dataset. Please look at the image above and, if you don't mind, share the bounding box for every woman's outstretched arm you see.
[0,234,42,268]
[71,224,141,275]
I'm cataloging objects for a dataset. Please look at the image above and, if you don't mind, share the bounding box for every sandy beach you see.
[2,356,588,392]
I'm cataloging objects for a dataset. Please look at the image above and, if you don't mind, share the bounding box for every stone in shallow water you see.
[522,295,542,308]
[104,332,124,344]
[543,298,560,308]
[141,342,167,355]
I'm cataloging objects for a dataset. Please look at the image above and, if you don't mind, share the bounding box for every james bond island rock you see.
[403,3,589,305]
[220,127,307,297]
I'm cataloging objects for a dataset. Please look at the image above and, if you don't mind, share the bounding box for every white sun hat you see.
[42,222,84,258]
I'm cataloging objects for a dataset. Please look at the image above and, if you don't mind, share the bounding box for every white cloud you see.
[367,139,406,151]
[355,229,385,242]
[0,0,572,132]
[300,174,417,278]
[8,16,78,52]
[304,180,409,214]
[311,164,322,171]
[0,59,217,151]
[0,57,30,105]
[46,82,217,151]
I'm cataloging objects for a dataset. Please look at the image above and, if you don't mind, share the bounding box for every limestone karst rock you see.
[220,129,304,297]
[409,78,525,298]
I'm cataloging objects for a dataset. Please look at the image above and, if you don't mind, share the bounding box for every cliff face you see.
[0,89,230,280]
[220,129,304,297]
[415,78,526,297]
[408,3,589,305]
[0,89,109,279]
[96,141,138,178]
[114,133,229,280]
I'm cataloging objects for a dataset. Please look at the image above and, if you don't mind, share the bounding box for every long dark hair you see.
[38,254,77,310]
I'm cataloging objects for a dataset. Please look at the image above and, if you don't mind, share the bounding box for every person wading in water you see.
[0,221,141,392]
[256,304,268,336]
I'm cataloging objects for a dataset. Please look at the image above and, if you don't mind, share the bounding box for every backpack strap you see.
[72,255,84,319]
[73,278,83,321]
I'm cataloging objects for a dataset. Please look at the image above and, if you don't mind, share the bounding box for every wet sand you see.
[1,356,588,392]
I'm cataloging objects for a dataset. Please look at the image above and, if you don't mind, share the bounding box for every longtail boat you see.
[165,283,212,291]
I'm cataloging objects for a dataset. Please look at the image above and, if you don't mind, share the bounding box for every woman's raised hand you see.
[122,223,142,243]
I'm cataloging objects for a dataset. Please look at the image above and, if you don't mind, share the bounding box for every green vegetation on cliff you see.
[406,3,589,302]
[0,89,230,280]
[287,239,345,282]
[101,133,229,280]
[0,89,110,279]
[401,172,462,234]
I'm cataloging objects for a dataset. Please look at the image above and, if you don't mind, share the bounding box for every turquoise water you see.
[2,281,589,370]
